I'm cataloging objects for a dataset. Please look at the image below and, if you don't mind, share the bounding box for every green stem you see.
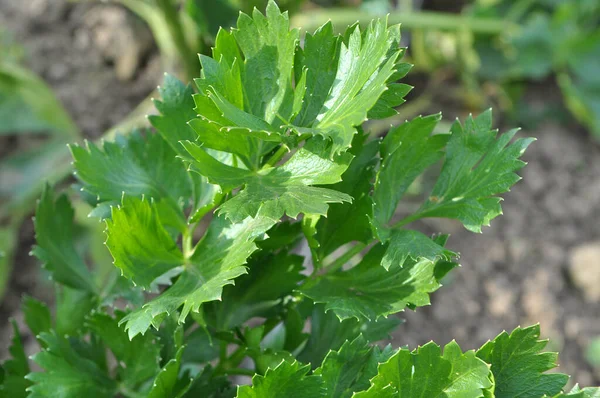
[213,343,252,376]
[319,211,428,275]
[263,145,290,168]
[389,212,423,229]
[182,222,197,259]
[219,339,227,364]
[291,9,519,36]
[226,346,248,369]
[321,242,367,274]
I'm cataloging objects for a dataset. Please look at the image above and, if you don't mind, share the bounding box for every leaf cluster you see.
[1,1,596,397]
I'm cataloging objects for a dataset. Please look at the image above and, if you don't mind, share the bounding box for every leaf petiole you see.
[320,242,368,274]
[263,145,290,168]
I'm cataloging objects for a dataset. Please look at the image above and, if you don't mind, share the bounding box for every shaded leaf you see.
[183,365,235,398]
[27,332,116,398]
[301,244,447,321]
[148,74,221,221]
[148,347,192,398]
[298,304,400,366]
[32,186,96,293]
[0,321,30,398]
[22,296,52,338]
[55,286,96,337]
[206,251,305,329]
[371,113,447,239]
[86,311,160,389]
[316,130,378,259]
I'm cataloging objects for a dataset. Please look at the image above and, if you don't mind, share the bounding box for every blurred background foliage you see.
[1,0,599,372]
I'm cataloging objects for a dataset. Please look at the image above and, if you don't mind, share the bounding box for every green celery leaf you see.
[27,332,116,398]
[291,20,403,154]
[32,186,96,293]
[232,2,299,124]
[298,304,400,366]
[148,74,197,155]
[70,130,192,215]
[555,385,600,397]
[105,196,184,290]
[152,315,184,367]
[476,324,569,398]
[55,287,96,337]
[508,14,554,79]
[120,211,277,338]
[0,226,17,301]
[356,341,492,397]
[293,21,340,127]
[314,335,394,398]
[367,39,413,120]
[86,311,160,390]
[148,74,221,221]
[148,347,192,398]
[187,112,272,171]
[371,113,448,239]
[316,130,378,259]
[368,82,412,120]
[302,213,321,256]
[182,137,352,222]
[256,220,303,251]
[244,326,299,375]
[205,250,305,329]
[409,110,534,233]
[185,0,238,40]
[301,244,451,321]
[236,360,324,398]
[190,3,296,168]
[182,327,219,365]
[22,296,52,338]
[381,230,456,271]
[0,321,30,398]
[183,365,235,398]
[282,307,309,354]
[192,2,404,161]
